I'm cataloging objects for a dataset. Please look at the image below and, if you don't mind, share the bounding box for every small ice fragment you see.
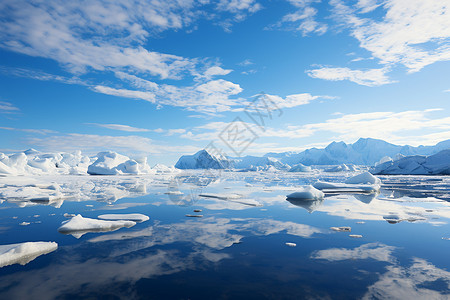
[33,215,40,218]
[49,213,56,216]
[64,213,76,218]
[85,204,94,207]
[245,183,252,187]
[442,237,450,240]
[164,191,184,195]
[285,242,297,247]
[193,209,202,213]
[185,214,203,218]
[19,222,30,226]
[330,227,351,232]
[356,221,365,224]
[349,234,362,238]
[12,217,18,219]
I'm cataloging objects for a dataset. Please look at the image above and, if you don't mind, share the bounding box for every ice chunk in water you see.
[0,241,57,268]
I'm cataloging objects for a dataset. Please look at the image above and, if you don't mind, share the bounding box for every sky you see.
[0,0,450,165]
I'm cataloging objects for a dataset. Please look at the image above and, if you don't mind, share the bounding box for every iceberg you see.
[313,172,381,193]
[97,213,149,222]
[0,149,91,175]
[288,163,312,172]
[87,151,153,175]
[0,241,57,268]
[286,185,324,200]
[373,149,450,175]
[58,214,136,238]
[345,172,381,185]
[175,150,231,169]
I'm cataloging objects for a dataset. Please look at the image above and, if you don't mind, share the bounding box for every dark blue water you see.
[0,172,449,299]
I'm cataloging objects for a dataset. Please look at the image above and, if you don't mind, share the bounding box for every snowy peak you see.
[175,149,231,169]
[265,138,450,166]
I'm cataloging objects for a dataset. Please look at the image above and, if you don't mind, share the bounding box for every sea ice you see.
[285,242,297,247]
[0,241,57,268]
[58,214,136,238]
[288,163,312,172]
[98,214,149,222]
[330,227,351,232]
[286,185,324,200]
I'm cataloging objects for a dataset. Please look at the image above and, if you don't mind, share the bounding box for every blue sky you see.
[0,0,449,165]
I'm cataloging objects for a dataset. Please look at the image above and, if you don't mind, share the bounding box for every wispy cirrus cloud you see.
[86,123,151,132]
[0,101,20,114]
[0,126,57,135]
[330,0,450,73]
[269,0,327,36]
[306,67,395,86]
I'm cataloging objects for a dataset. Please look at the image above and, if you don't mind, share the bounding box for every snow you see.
[97,214,149,222]
[288,163,312,172]
[58,214,136,238]
[87,151,154,175]
[0,241,58,268]
[373,150,450,175]
[286,185,324,200]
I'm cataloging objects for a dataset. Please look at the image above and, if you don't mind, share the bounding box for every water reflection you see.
[286,198,324,213]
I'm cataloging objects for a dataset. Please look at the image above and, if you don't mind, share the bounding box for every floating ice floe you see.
[87,151,154,175]
[286,185,324,200]
[373,149,450,175]
[98,213,149,222]
[0,241,57,268]
[58,214,136,238]
[285,242,297,247]
[330,227,351,232]
[313,172,381,193]
[185,214,203,218]
[349,234,363,238]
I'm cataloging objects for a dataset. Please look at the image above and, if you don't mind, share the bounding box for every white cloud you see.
[0,101,19,114]
[307,66,394,86]
[203,66,233,78]
[238,59,254,66]
[93,77,244,114]
[86,123,150,132]
[331,0,450,72]
[217,0,262,14]
[270,1,327,36]
[0,126,57,135]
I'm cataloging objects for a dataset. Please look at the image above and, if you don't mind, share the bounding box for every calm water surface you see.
[0,171,449,299]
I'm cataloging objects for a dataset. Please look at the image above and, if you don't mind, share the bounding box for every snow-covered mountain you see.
[175,150,231,169]
[372,149,450,175]
[265,138,450,166]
